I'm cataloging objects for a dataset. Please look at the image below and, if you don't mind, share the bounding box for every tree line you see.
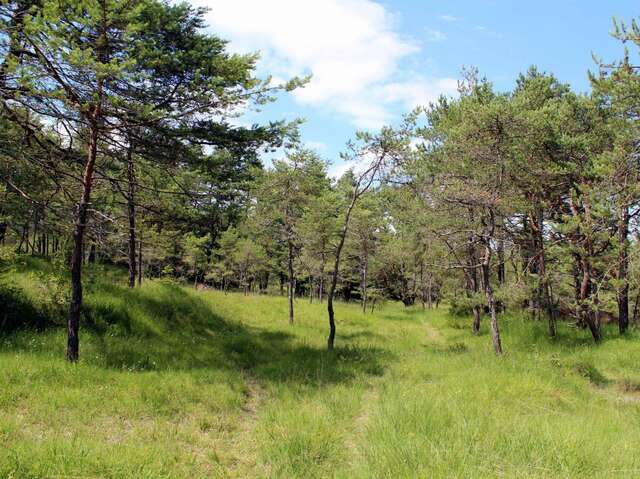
[1,2,639,358]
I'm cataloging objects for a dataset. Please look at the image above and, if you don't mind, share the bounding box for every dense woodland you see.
[1,0,640,360]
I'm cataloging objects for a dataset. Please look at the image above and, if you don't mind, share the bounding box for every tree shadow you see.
[2,280,392,387]
[340,330,383,340]
[0,284,59,332]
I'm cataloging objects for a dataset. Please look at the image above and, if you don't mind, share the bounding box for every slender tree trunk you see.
[632,286,640,324]
[497,238,505,286]
[126,145,137,288]
[287,239,294,325]
[319,252,325,303]
[67,120,99,362]
[328,200,358,351]
[361,251,368,313]
[481,239,502,355]
[17,223,26,253]
[137,235,143,287]
[617,204,630,334]
[579,257,601,342]
[309,276,313,304]
[467,241,481,335]
[420,261,426,309]
[88,244,96,264]
[531,207,556,337]
[31,210,38,255]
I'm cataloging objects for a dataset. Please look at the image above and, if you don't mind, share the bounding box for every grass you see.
[2,258,640,477]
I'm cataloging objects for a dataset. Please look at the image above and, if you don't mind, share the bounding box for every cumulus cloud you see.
[193,0,457,129]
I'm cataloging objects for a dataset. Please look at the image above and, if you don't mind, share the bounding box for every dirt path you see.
[344,385,380,466]
[228,372,267,477]
[424,321,445,346]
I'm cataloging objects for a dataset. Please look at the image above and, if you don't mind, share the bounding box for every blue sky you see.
[193,0,638,176]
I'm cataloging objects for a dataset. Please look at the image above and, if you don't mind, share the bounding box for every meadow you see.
[2,259,640,478]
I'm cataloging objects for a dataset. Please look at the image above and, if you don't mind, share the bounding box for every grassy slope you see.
[2,259,640,478]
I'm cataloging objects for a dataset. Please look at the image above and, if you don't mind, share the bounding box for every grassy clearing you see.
[2,259,640,477]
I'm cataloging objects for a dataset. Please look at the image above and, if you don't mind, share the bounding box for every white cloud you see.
[439,14,458,22]
[328,161,353,180]
[305,140,327,152]
[194,0,457,129]
[425,28,446,43]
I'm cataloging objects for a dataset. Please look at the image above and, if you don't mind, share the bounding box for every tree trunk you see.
[361,251,368,313]
[31,210,38,255]
[88,243,96,264]
[287,240,294,325]
[137,235,143,287]
[126,145,137,288]
[497,237,505,286]
[472,306,482,334]
[319,252,325,303]
[327,200,357,351]
[481,241,502,355]
[467,241,481,335]
[579,258,601,342]
[531,207,556,337]
[67,121,99,362]
[617,204,630,334]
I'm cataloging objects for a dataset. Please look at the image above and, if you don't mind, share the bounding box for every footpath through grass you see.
[2,260,640,477]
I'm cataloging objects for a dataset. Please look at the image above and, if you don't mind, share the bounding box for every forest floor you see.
[2,258,640,478]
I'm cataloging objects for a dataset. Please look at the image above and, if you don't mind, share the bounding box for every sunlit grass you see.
[2,258,640,477]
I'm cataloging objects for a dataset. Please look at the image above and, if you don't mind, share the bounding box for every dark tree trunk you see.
[497,238,505,286]
[327,199,358,351]
[319,252,325,303]
[137,235,143,287]
[126,145,137,288]
[287,239,294,325]
[67,121,99,362]
[17,223,27,254]
[617,204,630,334]
[579,258,601,342]
[31,210,38,255]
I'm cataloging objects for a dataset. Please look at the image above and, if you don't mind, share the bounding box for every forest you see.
[2,1,640,477]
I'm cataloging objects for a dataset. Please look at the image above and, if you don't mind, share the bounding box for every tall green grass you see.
[2,258,640,477]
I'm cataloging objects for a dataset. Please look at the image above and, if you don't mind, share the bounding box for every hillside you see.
[2,261,640,478]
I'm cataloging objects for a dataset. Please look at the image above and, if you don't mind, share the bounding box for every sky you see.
[191,0,638,176]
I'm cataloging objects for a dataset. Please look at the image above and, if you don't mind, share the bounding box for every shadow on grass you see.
[340,330,383,340]
[0,284,59,332]
[2,279,392,387]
